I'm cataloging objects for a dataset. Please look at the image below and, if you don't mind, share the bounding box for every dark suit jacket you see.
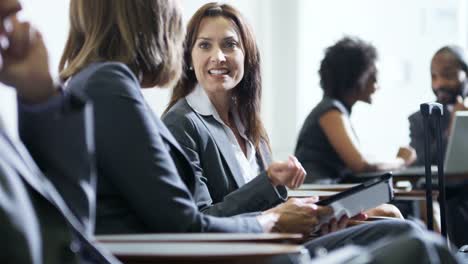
[67,62,262,234]
[408,107,450,166]
[19,91,97,234]
[162,99,287,217]
[0,92,117,264]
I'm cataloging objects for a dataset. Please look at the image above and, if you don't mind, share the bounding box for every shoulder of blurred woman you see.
[300,97,338,126]
[67,61,140,98]
[162,98,195,121]
[319,97,348,114]
[162,98,199,131]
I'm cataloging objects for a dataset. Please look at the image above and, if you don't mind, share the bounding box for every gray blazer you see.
[67,62,262,234]
[163,99,287,217]
[0,92,117,264]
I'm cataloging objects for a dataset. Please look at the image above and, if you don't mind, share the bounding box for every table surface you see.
[286,190,338,197]
[298,184,358,190]
[355,169,468,184]
[96,233,303,244]
[100,241,305,258]
[288,186,439,201]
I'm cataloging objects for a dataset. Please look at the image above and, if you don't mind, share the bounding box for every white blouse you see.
[186,85,260,183]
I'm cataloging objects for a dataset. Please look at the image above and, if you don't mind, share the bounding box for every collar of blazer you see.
[185,84,219,117]
[186,84,251,142]
[0,133,54,202]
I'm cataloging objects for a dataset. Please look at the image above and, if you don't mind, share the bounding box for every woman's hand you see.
[267,156,306,189]
[320,212,367,235]
[257,196,332,235]
[365,204,404,219]
[0,17,55,104]
[257,197,365,236]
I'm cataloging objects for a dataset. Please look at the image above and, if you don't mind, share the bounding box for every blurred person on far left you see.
[0,1,118,263]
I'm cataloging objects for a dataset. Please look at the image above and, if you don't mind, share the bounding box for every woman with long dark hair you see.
[163,2,307,217]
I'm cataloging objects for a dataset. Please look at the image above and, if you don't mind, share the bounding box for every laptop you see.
[358,111,468,178]
[396,110,468,175]
[443,111,468,174]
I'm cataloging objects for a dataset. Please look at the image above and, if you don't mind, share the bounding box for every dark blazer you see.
[19,91,97,234]
[67,62,262,234]
[163,99,287,217]
[0,92,117,264]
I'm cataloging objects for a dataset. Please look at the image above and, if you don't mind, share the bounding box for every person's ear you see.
[458,70,466,82]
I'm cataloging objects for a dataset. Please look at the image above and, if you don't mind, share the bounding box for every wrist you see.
[256,212,279,233]
[266,166,279,187]
[395,157,407,167]
[18,75,56,104]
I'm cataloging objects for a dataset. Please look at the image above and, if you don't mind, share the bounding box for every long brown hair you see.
[166,2,269,150]
[59,0,184,88]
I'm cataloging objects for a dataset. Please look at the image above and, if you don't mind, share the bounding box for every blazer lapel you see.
[195,114,246,187]
[0,133,86,232]
[0,128,121,263]
[0,134,50,199]
[148,102,245,187]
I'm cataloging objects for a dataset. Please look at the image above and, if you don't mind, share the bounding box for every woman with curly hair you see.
[295,37,416,185]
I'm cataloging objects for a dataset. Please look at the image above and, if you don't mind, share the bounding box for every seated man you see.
[408,46,468,247]
[409,46,468,166]
[0,1,117,263]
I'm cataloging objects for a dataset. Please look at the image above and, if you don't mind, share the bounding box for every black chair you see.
[420,102,447,237]
[420,103,468,257]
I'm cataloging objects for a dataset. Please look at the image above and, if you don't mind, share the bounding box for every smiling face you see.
[190,16,245,95]
[431,51,466,105]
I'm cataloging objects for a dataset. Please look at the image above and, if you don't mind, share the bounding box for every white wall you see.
[141,0,271,118]
[0,0,70,140]
[296,0,463,161]
[18,0,70,78]
[12,0,465,162]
